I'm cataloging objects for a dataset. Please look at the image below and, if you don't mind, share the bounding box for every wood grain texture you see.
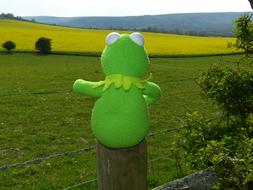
[96,140,147,190]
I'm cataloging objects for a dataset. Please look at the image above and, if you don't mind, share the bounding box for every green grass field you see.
[0,19,240,56]
[0,53,247,190]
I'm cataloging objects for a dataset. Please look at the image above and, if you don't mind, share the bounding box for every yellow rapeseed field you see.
[0,19,239,56]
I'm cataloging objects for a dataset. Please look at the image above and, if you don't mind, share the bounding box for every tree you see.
[2,41,16,53]
[0,13,15,19]
[234,14,253,54]
[35,37,52,54]
[248,0,253,9]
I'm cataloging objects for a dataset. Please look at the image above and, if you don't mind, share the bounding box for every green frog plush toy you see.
[73,32,161,148]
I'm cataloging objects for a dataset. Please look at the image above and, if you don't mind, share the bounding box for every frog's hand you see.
[73,79,103,98]
[142,82,161,106]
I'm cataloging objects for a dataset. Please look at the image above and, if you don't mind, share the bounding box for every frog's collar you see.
[92,74,152,91]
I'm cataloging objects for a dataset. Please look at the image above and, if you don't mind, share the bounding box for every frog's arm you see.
[142,82,161,106]
[73,79,103,98]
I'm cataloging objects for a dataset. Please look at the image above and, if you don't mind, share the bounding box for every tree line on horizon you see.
[0,13,24,20]
[111,26,235,37]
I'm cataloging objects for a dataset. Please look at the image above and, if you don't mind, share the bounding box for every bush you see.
[179,12,253,190]
[2,41,16,53]
[180,65,253,189]
[199,66,253,120]
[35,37,52,54]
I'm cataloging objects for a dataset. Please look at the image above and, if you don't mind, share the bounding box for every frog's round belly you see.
[91,87,149,148]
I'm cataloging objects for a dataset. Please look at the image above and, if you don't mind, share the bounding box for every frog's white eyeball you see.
[130,32,144,46]
[106,32,120,45]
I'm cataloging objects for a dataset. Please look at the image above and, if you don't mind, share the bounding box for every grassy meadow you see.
[0,18,249,189]
[0,52,247,190]
[0,19,240,56]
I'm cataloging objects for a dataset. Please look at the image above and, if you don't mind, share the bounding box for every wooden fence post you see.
[96,139,147,190]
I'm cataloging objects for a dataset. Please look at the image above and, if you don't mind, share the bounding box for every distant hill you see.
[23,12,251,37]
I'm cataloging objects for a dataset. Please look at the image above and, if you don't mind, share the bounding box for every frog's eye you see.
[106,32,120,45]
[130,32,144,46]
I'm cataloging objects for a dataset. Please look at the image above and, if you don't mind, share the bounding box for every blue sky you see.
[0,0,252,17]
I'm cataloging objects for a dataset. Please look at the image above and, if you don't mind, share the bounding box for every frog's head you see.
[101,32,149,78]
